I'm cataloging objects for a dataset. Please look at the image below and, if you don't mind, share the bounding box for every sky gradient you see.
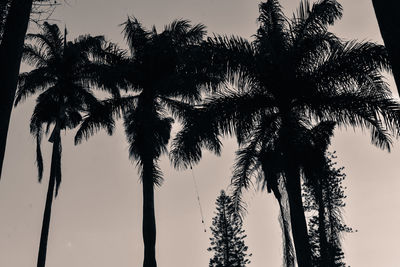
[1,0,400,266]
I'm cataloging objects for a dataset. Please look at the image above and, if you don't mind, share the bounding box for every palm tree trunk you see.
[37,129,60,267]
[142,158,157,267]
[372,1,400,94]
[273,188,295,267]
[0,0,33,178]
[285,166,312,267]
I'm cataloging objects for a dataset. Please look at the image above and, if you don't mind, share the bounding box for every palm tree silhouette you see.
[14,22,107,267]
[171,1,400,266]
[75,17,220,267]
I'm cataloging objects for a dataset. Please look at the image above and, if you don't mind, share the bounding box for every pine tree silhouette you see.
[208,190,251,267]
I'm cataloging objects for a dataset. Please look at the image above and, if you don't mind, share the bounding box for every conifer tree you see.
[303,152,354,267]
[208,190,251,267]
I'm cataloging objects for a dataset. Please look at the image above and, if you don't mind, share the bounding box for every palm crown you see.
[16,22,106,190]
[76,17,218,169]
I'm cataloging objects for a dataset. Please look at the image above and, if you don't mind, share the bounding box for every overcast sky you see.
[1,0,400,266]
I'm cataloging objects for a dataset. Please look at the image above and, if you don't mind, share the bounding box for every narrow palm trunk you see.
[0,0,33,177]
[37,131,60,267]
[273,189,295,267]
[285,167,312,267]
[142,159,157,267]
[372,1,400,94]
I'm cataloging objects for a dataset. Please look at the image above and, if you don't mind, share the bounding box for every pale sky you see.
[1,0,400,267]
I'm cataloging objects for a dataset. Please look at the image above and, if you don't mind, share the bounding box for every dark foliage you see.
[171,1,400,266]
[303,152,354,267]
[15,22,107,267]
[75,17,225,267]
[208,190,251,267]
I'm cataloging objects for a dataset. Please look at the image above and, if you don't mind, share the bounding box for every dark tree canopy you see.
[74,16,224,267]
[171,1,400,266]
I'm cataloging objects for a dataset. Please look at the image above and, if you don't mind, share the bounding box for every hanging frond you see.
[30,121,44,182]
[170,107,222,169]
[74,96,134,144]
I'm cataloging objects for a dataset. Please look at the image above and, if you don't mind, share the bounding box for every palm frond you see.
[258,0,287,36]
[230,141,260,216]
[164,19,206,45]
[170,108,222,169]
[303,91,400,151]
[312,41,391,89]
[203,90,276,138]
[72,34,105,56]
[21,43,49,67]
[124,106,173,163]
[206,35,256,82]
[15,68,55,105]
[160,97,197,122]
[140,160,164,187]
[26,22,63,58]
[74,99,118,145]
[256,0,290,52]
[121,16,149,56]
[293,0,342,37]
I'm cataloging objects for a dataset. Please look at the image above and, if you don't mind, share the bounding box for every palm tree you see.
[14,22,108,267]
[171,1,400,266]
[74,17,221,267]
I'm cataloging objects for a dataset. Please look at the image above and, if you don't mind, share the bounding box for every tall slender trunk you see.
[142,158,157,267]
[317,180,329,266]
[273,188,295,267]
[37,128,61,267]
[372,1,400,95]
[0,0,33,178]
[285,166,312,267]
